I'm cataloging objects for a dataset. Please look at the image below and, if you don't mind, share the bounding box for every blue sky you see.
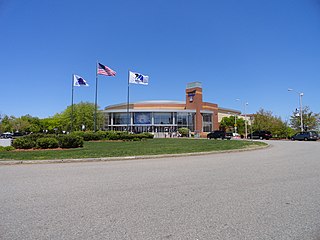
[1,0,320,121]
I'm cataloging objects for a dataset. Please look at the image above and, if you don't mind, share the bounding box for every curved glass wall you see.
[105,111,195,133]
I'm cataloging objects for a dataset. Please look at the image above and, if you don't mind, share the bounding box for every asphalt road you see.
[1,140,320,240]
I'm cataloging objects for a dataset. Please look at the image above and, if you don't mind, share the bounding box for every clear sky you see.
[1,0,320,121]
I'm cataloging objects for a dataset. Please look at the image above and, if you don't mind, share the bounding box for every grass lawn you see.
[0,138,267,161]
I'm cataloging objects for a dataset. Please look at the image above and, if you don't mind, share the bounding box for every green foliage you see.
[0,146,15,152]
[57,135,84,148]
[0,139,267,160]
[12,137,36,149]
[0,114,43,134]
[220,116,245,134]
[104,131,154,141]
[72,131,107,141]
[138,132,154,139]
[59,102,104,132]
[23,133,56,142]
[7,131,153,150]
[36,137,59,149]
[252,108,291,139]
[11,133,83,149]
[289,106,320,131]
[178,127,190,137]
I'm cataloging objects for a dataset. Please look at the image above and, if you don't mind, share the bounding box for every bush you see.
[36,137,59,149]
[139,132,154,139]
[0,146,15,152]
[178,127,190,137]
[12,137,36,149]
[23,133,56,142]
[72,131,107,141]
[57,135,84,148]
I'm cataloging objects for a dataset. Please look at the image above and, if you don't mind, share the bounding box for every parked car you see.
[207,130,231,140]
[291,131,319,141]
[247,130,272,140]
[0,132,12,139]
[226,132,233,139]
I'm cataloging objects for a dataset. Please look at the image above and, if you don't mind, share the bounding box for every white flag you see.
[129,71,149,85]
[73,74,89,87]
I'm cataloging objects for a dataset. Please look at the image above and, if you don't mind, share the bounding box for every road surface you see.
[1,140,320,240]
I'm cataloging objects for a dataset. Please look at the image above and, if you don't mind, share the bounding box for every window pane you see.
[134,112,151,124]
[154,112,173,124]
[113,113,129,125]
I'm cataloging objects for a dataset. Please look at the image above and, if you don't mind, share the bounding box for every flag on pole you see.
[129,71,149,85]
[97,63,116,76]
[73,74,89,86]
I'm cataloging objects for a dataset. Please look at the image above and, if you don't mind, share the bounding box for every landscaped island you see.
[0,137,266,161]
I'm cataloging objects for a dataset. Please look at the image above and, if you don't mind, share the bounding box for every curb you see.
[0,144,270,166]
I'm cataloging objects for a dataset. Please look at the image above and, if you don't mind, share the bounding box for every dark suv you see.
[247,130,272,140]
[207,131,231,140]
[291,131,319,141]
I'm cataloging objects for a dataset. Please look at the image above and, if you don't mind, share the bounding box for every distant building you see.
[103,82,241,135]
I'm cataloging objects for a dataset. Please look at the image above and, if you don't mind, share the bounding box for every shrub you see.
[138,133,154,139]
[178,127,190,137]
[0,146,15,152]
[23,133,56,142]
[105,131,126,140]
[72,131,107,141]
[57,135,83,148]
[104,131,154,141]
[12,137,36,149]
[36,137,59,149]
[5,146,15,151]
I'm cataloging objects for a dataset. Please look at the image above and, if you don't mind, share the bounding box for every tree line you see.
[1,103,319,138]
[0,102,103,134]
[220,106,320,138]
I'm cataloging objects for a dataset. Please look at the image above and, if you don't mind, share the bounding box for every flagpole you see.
[71,74,74,132]
[94,61,98,132]
[127,70,130,133]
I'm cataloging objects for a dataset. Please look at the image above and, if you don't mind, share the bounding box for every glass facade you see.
[176,112,195,131]
[202,113,212,132]
[133,112,152,124]
[154,112,174,124]
[105,112,196,132]
[113,113,130,125]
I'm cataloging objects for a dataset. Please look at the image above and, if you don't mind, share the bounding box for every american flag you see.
[97,63,116,76]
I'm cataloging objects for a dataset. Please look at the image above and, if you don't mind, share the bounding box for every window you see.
[154,112,174,124]
[177,112,194,131]
[113,113,130,125]
[133,112,151,124]
[202,113,212,132]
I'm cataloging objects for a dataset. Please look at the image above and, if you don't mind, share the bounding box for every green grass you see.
[0,139,267,161]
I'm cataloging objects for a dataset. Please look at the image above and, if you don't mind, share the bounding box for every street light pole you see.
[288,88,304,132]
[234,114,237,134]
[236,99,248,138]
[244,102,248,139]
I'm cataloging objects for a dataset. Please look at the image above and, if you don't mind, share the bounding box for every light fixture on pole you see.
[288,88,304,132]
[236,99,249,138]
[244,102,249,139]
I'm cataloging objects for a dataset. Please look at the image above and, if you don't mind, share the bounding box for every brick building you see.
[103,82,240,135]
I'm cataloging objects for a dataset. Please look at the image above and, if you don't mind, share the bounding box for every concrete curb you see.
[0,143,270,165]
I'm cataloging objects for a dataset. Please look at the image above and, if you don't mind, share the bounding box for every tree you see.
[0,115,13,132]
[252,108,289,139]
[43,102,104,132]
[290,106,320,131]
[220,116,245,134]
